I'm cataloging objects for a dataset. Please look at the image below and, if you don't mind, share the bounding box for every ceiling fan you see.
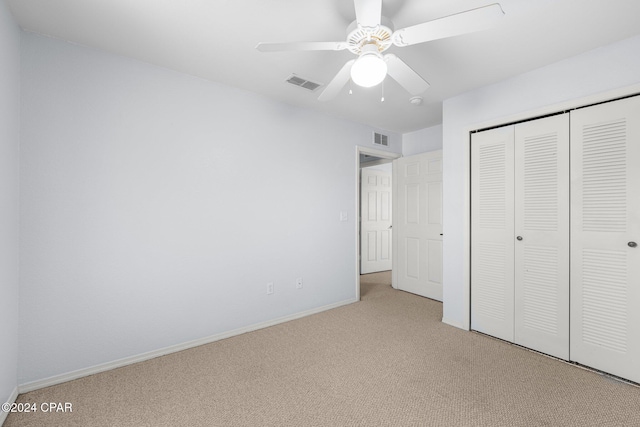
[256,0,504,101]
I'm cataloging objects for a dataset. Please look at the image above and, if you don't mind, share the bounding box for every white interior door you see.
[471,126,515,342]
[570,96,640,383]
[514,114,570,360]
[360,167,392,274]
[393,151,443,301]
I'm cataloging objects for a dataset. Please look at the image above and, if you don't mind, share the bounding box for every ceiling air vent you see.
[373,132,389,147]
[286,74,322,92]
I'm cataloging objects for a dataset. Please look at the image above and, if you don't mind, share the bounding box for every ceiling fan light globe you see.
[350,53,387,88]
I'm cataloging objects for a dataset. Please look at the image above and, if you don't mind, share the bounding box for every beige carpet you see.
[6,271,640,426]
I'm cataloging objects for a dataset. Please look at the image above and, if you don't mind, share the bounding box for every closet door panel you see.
[571,96,640,383]
[514,114,570,360]
[471,126,515,342]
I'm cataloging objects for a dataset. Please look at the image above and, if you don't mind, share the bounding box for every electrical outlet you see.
[267,282,274,295]
[296,277,303,289]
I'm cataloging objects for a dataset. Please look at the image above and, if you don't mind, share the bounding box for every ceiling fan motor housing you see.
[346,17,394,54]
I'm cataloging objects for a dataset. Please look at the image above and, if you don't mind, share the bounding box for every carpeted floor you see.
[5,271,640,426]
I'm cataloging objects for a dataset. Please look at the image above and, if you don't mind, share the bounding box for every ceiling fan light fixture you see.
[350,45,387,88]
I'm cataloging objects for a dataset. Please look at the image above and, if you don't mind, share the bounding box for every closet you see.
[471,95,640,383]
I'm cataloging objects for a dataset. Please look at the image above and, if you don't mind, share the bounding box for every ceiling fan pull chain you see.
[380,78,385,103]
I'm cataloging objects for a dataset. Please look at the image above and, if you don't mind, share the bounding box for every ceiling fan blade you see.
[392,3,504,47]
[354,0,382,28]
[385,54,430,95]
[318,60,356,102]
[256,41,347,52]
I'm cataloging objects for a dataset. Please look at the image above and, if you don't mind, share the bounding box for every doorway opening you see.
[355,146,400,301]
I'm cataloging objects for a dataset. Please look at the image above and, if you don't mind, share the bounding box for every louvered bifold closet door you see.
[570,96,640,383]
[471,126,515,342]
[514,115,570,360]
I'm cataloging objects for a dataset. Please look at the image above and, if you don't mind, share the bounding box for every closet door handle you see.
[516,236,523,241]
[629,241,638,248]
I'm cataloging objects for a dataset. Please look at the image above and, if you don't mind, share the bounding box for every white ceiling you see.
[7,0,640,133]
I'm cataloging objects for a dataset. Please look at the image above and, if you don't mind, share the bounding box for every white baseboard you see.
[1,386,19,426]
[441,317,467,330]
[19,298,358,394]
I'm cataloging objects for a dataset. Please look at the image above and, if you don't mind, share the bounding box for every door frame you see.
[355,146,401,301]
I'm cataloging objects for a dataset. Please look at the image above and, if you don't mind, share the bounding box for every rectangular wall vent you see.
[374,132,389,146]
[286,75,322,92]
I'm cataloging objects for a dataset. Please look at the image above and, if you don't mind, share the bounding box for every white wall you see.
[402,125,442,156]
[19,33,401,385]
[362,162,392,173]
[0,0,21,413]
[442,34,640,329]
